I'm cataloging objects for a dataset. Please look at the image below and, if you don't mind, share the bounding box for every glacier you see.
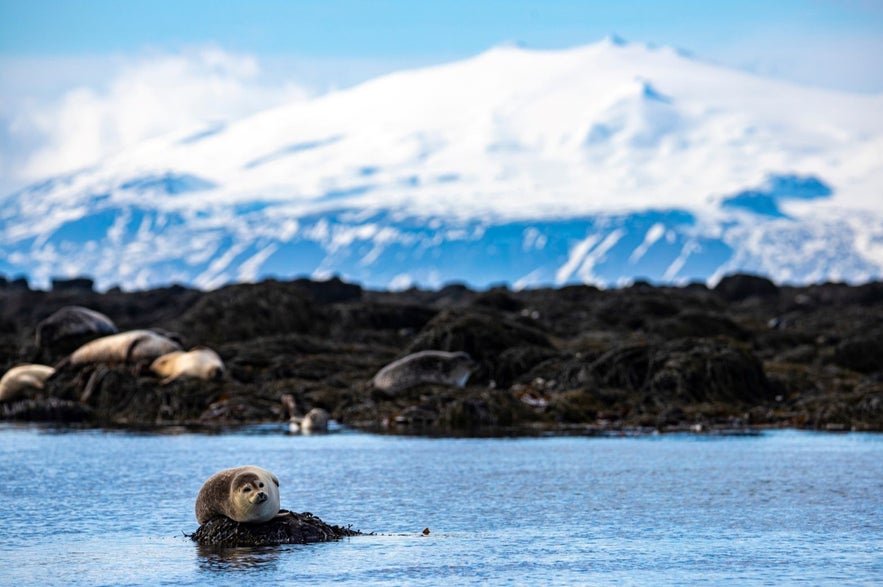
[1,37,881,291]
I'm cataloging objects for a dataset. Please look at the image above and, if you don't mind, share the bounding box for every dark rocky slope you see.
[1,274,881,433]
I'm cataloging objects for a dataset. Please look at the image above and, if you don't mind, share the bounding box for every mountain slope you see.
[1,38,882,290]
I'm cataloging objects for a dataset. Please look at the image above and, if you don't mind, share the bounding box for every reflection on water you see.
[196,544,282,572]
[0,425,881,586]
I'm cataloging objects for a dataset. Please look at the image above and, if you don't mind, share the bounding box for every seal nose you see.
[256,491,267,503]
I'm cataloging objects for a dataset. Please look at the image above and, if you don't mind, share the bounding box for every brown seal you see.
[195,466,281,525]
[371,350,477,393]
[0,364,56,402]
[67,329,182,366]
[149,347,224,384]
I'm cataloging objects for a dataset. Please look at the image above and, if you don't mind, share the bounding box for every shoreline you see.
[2,273,881,433]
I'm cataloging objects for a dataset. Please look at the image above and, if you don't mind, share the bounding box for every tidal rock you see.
[189,510,361,547]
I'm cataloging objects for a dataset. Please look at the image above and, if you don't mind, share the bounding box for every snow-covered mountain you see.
[2,37,882,291]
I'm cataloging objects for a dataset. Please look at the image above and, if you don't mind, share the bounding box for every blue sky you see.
[1,0,881,195]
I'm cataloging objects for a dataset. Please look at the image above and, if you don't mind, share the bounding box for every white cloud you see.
[0,47,310,195]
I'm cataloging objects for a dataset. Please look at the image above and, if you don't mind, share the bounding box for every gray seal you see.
[36,306,118,348]
[371,350,476,393]
[195,466,281,525]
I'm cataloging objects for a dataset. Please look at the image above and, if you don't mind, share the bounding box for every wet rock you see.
[189,510,361,547]
[0,397,93,422]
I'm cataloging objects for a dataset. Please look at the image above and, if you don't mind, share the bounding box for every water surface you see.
[0,426,880,586]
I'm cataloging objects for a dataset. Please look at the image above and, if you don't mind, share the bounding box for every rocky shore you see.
[1,273,881,433]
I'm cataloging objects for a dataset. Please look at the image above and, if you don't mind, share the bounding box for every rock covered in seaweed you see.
[189,510,361,547]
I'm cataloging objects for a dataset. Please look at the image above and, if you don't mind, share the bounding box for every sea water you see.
[0,426,880,586]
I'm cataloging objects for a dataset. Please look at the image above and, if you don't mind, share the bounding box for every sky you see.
[1,0,881,196]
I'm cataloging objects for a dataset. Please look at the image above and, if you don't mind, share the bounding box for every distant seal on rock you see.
[371,350,477,393]
[195,466,281,525]
[149,347,224,384]
[36,306,118,348]
[280,394,330,434]
[67,329,182,366]
[0,364,56,402]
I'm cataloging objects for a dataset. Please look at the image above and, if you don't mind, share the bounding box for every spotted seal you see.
[371,350,477,393]
[195,466,281,525]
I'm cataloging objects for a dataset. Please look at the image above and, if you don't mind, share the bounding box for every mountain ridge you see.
[1,38,881,291]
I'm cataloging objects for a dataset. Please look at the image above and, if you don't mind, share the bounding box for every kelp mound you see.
[189,510,361,547]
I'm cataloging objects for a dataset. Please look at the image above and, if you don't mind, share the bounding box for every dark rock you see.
[651,310,749,341]
[173,281,317,345]
[51,277,94,292]
[714,273,779,301]
[292,276,362,304]
[833,328,883,373]
[189,510,361,547]
[0,397,93,422]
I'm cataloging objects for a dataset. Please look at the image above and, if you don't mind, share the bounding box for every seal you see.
[0,364,56,402]
[280,394,330,434]
[195,466,281,525]
[371,350,477,393]
[293,408,330,434]
[67,329,182,366]
[149,347,224,384]
[36,306,118,349]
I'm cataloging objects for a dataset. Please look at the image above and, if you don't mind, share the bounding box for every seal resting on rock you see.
[35,306,118,349]
[0,364,56,402]
[195,466,281,525]
[372,350,477,394]
[66,329,182,366]
[149,347,224,384]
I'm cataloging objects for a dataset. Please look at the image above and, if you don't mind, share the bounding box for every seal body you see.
[195,466,281,525]
[0,364,56,402]
[371,350,476,393]
[149,347,224,384]
[36,306,118,349]
[68,330,182,366]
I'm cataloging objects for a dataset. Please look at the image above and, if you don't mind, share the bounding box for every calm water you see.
[0,425,880,586]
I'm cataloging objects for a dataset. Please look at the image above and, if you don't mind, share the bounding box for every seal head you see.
[195,466,281,525]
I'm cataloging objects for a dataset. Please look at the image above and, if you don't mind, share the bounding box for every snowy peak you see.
[1,38,881,291]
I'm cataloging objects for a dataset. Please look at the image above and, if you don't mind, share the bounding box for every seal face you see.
[36,306,118,349]
[371,350,477,393]
[0,364,56,402]
[68,330,182,366]
[149,347,224,384]
[195,466,281,525]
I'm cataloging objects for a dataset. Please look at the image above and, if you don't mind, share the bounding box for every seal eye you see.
[242,487,251,493]
[258,482,264,488]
